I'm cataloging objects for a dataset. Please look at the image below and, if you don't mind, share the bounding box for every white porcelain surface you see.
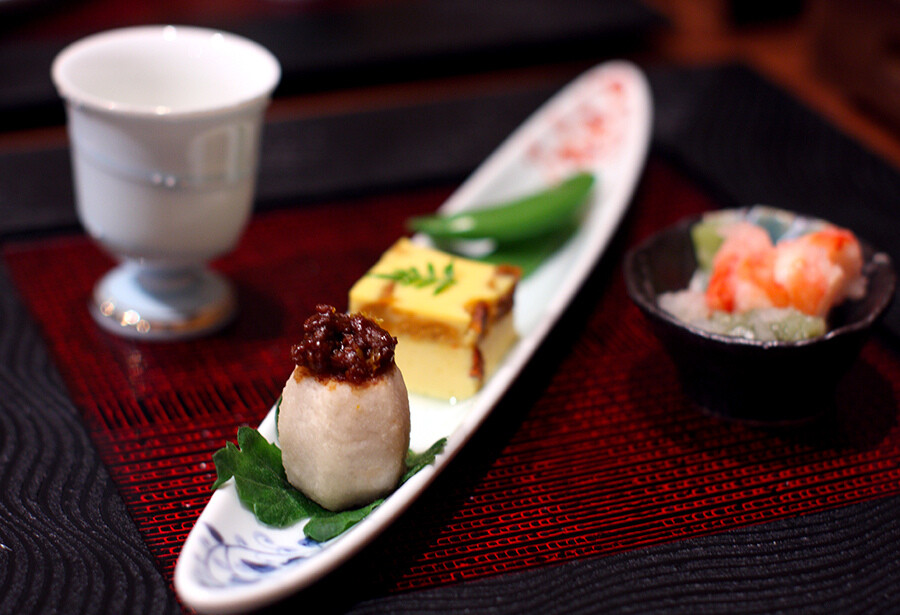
[175,61,652,612]
[52,26,281,339]
[90,263,237,340]
[52,25,281,117]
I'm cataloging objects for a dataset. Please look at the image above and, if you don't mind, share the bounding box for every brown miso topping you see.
[290,305,397,384]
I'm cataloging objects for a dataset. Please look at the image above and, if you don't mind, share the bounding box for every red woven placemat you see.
[4,160,900,594]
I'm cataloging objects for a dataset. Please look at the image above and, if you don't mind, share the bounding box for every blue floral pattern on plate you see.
[192,523,323,588]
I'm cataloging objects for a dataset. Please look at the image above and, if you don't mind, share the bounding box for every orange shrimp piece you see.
[773,227,864,317]
[706,223,784,313]
[706,223,864,317]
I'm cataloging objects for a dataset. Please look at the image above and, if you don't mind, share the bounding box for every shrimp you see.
[706,222,783,313]
[772,227,864,317]
[706,223,864,317]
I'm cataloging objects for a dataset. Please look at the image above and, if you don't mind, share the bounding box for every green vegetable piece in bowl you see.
[408,171,595,244]
[690,220,724,271]
[767,310,827,341]
[705,308,827,342]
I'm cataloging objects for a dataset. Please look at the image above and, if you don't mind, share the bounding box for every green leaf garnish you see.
[211,428,447,542]
[211,427,325,526]
[274,396,282,437]
[370,261,457,294]
[303,500,383,543]
[402,437,447,483]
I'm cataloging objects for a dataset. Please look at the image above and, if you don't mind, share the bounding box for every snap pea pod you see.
[408,171,595,243]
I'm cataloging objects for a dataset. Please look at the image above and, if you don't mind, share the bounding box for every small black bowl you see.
[624,214,896,425]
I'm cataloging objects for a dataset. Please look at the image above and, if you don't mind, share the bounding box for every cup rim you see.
[51,25,281,119]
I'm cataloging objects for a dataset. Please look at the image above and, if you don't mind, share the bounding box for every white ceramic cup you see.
[52,25,281,340]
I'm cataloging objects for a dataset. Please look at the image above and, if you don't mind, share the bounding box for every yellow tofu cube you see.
[348,238,520,400]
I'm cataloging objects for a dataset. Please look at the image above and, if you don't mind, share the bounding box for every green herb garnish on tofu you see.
[370,261,457,295]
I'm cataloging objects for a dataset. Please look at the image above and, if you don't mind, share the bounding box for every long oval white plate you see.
[174,60,652,614]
